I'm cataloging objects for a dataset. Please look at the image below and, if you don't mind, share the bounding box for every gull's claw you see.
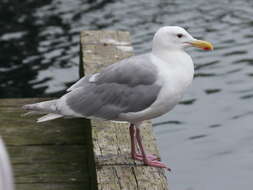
[144,159,171,171]
[132,153,160,161]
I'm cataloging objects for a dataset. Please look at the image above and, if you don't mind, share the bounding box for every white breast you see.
[150,52,194,112]
[120,51,194,123]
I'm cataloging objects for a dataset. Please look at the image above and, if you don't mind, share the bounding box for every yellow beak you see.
[190,40,214,51]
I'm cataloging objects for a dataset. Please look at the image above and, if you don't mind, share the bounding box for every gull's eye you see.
[177,33,183,38]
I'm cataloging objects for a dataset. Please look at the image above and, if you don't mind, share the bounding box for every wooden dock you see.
[0,30,169,190]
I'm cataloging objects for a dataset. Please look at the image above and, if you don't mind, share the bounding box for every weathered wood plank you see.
[0,99,88,145]
[80,30,169,190]
[0,98,97,190]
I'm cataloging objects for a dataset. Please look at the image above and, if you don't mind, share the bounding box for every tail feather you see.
[22,100,58,113]
[22,99,63,122]
[21,111,46,117]
[37,113,63,123]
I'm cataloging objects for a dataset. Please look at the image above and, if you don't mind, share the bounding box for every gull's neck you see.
[152,47,186,64]
[150,47,194,91]
[150,45,194,81]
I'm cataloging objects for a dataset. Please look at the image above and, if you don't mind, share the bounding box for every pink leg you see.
[135,127,171,171]
[129,124,137,159]
[129,124,159,161]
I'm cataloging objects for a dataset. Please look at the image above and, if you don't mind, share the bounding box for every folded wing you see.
[62,54,161,120]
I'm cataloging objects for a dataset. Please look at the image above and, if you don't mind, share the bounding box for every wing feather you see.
[63,54,161,120]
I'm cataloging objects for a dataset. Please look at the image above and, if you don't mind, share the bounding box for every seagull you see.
[23,26,213,170]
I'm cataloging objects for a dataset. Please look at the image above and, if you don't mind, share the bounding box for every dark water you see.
[1,0,253,189]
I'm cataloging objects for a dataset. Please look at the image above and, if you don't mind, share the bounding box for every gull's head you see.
[152,26,213,52]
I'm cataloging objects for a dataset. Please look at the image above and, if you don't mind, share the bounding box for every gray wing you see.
[64,54,161,120]
[66,76,89,92]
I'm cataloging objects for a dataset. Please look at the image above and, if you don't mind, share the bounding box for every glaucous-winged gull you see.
[23,26,213,170]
